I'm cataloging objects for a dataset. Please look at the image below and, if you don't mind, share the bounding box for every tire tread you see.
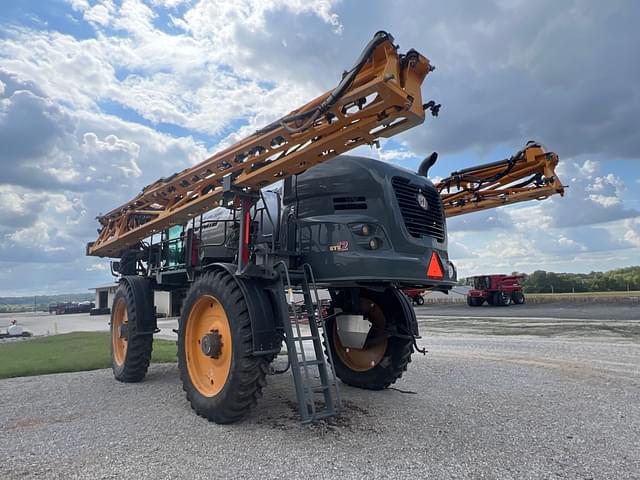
[178,270,269,424]
[111,281,153,383]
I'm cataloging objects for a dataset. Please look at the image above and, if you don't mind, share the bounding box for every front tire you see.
[178,270,269,424]
[467,296,483,307]
[326,289,413,390]
[110,282,153,383]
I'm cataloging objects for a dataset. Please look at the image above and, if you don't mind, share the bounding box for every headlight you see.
[350,223,372,236]
[348,223,389,250]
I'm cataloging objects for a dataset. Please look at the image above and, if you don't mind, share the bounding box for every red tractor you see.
[466,275,525,307]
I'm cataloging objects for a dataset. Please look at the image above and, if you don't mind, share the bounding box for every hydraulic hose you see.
[257,31,393,135]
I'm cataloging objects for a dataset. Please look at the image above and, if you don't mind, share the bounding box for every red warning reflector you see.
[426,252,444,279]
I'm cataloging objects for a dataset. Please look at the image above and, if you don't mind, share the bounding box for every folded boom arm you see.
[436,142,564,218]
[87,31,434,258]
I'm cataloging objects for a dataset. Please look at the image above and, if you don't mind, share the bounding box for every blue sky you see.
[0,0,639,295]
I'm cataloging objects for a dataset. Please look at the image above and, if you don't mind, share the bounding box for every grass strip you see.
[0,331,176,379]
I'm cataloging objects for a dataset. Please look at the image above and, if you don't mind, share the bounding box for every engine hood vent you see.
[333,196,368,210]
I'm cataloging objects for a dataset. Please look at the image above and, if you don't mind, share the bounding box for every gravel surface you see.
[1,328,639,479]
[416,302,640,321]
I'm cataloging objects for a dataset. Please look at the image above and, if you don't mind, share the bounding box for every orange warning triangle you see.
[427,252,444,279]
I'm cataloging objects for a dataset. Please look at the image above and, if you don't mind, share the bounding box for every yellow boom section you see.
[88,32,433,258]
[437,142,564,218]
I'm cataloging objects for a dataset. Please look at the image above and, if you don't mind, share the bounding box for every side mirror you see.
[110,261,121,276]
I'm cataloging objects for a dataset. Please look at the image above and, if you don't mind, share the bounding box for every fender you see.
[330,286,420,337]
[119,276,157,335]
[389,288,419,336]
[205,263,283,356]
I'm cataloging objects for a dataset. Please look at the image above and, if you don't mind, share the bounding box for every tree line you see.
[459,266,640,293]
[0,293,94,314]
[521,266,639,293]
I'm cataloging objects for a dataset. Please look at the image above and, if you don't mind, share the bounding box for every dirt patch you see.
[255,398,377,435]
[4,414,82,432]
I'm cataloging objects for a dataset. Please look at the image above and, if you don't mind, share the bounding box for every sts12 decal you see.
[329,240,349,252]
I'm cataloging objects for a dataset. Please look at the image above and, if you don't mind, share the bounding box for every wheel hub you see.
[333,297,387,372]
[201,330,223,358]
[118,323,129,340]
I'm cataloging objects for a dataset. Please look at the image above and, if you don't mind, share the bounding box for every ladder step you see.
[281,263,340,424]
[304,385,330,393]
[297,360,324,367]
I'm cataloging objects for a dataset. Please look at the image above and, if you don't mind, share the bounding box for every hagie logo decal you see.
[329,240,349,252]
[417,193,429,210]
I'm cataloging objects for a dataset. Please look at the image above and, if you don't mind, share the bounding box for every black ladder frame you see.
[279,263,340,423]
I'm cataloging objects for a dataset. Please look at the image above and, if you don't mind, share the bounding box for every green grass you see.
[0,331,176,379]
[527,291,640,298]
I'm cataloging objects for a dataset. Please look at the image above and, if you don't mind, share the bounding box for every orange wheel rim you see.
[112,298,128,366]
[185,295,232,397]
[333,297,387,372]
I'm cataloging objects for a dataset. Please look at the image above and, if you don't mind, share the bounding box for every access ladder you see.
[281,264,340,423]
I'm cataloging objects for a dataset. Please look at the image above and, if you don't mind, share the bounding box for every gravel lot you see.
[416,301,640,321]
[1,305,639,479]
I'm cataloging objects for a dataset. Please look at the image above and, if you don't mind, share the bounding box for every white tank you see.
[8,324,23,336]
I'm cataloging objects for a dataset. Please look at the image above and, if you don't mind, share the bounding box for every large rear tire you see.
[493,291,511,306]
[110,282,153,383]
[512,291,525,304]
[178,270,269,424]
[325,289,413,390]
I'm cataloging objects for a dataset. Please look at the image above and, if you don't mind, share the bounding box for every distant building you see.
[91,283,118,315]
[91,284,176,317]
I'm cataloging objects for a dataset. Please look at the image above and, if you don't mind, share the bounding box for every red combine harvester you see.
[466,275,525,307]
[404,289,426,306]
